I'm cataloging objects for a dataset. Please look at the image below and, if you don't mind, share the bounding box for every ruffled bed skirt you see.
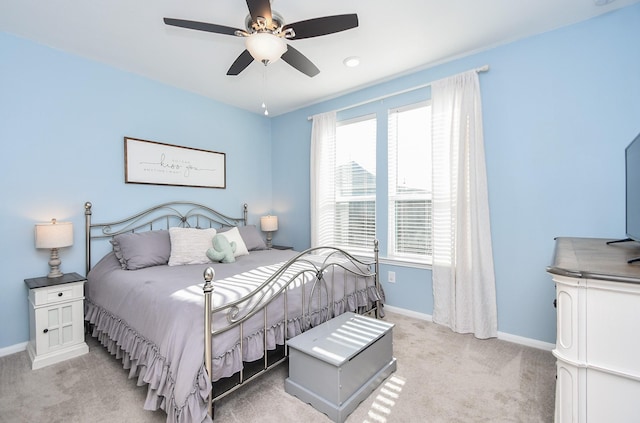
[85,285,383,423]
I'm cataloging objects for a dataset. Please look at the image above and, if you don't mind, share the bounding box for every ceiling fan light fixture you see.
[245,32,287,64]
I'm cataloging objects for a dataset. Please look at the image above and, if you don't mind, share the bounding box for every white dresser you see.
[24,272,89,370]
[548,237,640,422]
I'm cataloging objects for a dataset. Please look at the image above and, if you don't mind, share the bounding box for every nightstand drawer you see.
[29,281,84,306]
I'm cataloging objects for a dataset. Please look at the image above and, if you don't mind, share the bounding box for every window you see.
[388,102,432,262]
[312,103,432,263]
[328,115,377,254]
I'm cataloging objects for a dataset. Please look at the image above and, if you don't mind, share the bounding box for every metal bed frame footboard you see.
[202,241,381,419]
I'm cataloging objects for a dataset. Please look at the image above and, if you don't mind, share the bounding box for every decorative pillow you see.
[216,226,249,257]
[238,225,267,251]
[218,225,267,251]
[168,227,217,266]
[110,230,171,270]
[206,234,236,263]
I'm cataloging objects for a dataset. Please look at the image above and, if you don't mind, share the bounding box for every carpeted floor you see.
[0,311,556,422]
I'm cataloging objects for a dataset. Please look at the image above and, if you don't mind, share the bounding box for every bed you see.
[83,201,384,422]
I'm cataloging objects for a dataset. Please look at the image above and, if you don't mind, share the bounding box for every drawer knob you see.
[43,329,48,334]
[58,292,63,297]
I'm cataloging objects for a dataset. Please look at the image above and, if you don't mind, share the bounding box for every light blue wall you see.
[2,5,639,349]
[271,5,640,343]
[0,32,272,348]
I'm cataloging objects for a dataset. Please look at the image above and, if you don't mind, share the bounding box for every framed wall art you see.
[124,137,226,189]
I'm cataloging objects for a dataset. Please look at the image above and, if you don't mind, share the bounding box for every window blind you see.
[332,115,377,254]
[388,102,433,261]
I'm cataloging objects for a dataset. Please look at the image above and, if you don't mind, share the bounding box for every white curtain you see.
[310,111,336,247]
[431,70,497,339]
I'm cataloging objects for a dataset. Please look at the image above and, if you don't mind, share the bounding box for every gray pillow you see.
[238,225,267,251]
[218,225,267,251]
[110,230,171,270]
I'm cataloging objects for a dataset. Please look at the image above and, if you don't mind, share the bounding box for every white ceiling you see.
[1,0,637,116]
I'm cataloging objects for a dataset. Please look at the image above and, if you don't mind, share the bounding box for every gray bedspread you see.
[85,249,382,423]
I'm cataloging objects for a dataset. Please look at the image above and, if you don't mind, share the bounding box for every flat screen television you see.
[626,132,640,243]
[609,132,640,263]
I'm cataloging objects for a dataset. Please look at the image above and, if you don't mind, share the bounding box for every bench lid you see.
[287,312,394,366]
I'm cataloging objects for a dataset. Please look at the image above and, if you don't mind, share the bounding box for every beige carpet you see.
[0,311,556,422]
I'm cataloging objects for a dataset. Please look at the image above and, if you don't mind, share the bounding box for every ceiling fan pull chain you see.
[262,65,269,116]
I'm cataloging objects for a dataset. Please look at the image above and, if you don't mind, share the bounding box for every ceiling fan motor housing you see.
[245,11,284,33]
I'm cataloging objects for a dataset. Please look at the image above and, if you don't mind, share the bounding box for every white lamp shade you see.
[35,220,73,249]
[260,215,278,232]
[245,33,287,63]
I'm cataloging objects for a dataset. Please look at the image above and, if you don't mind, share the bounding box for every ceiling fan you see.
[164,0,358,77]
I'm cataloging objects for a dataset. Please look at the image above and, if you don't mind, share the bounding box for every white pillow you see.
[168,227,217,266]
[218,226,249,257]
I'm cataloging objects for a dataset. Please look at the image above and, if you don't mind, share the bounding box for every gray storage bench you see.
[284,312,396,423]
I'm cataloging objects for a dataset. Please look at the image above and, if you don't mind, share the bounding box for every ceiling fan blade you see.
[283,14,358,40]
[227,50,255,76]
[281,45,320,77]
[246,0,272,25]
[163,18,242,36]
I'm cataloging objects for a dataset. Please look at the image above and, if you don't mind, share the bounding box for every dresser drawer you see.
[29,280,85,307]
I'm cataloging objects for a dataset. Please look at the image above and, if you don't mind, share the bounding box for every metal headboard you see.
[84,201,248,275]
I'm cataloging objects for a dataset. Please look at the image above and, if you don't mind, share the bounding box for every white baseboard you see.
[2,308,553,356]
[383,304,433,322]
[383,305,555,351]
[0,341,27,358]
[497,332,555,351]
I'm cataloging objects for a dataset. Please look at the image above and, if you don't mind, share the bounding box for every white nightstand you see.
[24,272,89,370]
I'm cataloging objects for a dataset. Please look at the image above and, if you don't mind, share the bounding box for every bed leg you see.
[84,201,92,276]
[203,267,215,418]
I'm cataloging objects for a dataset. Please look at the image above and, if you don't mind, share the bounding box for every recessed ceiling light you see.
[343,56,360,67]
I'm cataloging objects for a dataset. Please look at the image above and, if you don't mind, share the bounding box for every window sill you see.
[344,252,432,270]
[379,256,432,270]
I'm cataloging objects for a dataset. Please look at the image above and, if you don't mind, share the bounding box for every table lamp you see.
[260,215,278,249]
[35,218,73,278]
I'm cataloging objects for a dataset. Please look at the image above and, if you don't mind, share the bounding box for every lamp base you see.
[266,232,273,249]
[47,248,63,278]
[47,269,63,278]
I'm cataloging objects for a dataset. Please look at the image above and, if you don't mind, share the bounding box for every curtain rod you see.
[307,65,489,121]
